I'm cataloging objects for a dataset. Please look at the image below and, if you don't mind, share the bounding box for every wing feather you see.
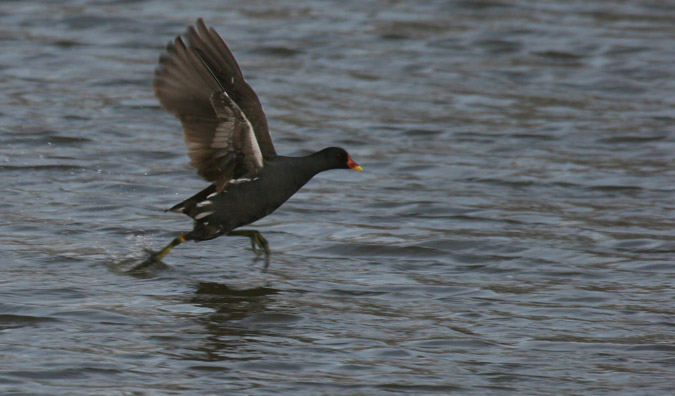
[153,18,276,191]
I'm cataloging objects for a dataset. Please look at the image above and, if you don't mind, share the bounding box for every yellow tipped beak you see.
[347,156,363,172]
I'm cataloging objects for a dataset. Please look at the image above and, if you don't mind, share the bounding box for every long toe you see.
[262,249,270,271]
[250,235,265,256]
[258,235,271,269]
[127,254,158,272]
[256,233,270,255]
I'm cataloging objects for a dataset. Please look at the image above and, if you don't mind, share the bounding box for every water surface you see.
[1,1,674,394]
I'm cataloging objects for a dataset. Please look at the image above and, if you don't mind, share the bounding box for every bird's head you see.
[321,147,363,171]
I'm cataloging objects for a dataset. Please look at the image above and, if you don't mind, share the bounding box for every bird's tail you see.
[167,184,216,214]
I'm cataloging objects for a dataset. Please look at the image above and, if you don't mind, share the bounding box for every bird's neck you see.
[272,151,333,187]
[302,150,337,176]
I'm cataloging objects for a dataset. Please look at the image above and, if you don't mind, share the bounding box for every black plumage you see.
[141,18,362,268]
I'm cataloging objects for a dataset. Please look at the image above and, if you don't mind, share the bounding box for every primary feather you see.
[153,18,275,192]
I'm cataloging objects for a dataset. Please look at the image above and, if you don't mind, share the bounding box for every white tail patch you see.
[195,211,214,220]
[196,200,211,208]
[229,177,259,185]
[206,192,218,199]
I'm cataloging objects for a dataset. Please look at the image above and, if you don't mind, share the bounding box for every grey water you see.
[1,1,674,395]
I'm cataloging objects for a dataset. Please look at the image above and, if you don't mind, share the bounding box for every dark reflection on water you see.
[184,282,280,362]
[1,0,675,394]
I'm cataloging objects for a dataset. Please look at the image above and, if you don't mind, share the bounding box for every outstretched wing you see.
[153,18,276,191]
[208,91,263,190]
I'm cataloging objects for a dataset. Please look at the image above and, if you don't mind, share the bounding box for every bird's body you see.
[136,19,362,269]
[172,151,349,241]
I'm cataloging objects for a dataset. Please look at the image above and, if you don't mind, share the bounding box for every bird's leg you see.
[227,230,269,256]
[152,235,187,261]
[128,235,186,272]
[227,230,270,268]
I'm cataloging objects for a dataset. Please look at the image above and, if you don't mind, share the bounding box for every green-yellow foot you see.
[128,235,186,272]
[228,229,270,269]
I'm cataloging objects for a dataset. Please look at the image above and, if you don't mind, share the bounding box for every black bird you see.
[144,18,362,268]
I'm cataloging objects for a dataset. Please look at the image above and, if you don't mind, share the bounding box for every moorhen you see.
[141,18,362,268]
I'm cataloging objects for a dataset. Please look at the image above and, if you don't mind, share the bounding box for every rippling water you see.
[2,1,674,394]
